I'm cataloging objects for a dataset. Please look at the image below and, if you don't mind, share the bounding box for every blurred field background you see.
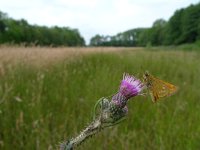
[0,1,200,150]
[0,47,200,150]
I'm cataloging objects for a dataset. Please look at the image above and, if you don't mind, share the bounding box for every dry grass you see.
[0,46,141,67]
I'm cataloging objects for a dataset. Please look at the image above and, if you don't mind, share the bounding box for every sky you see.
[0,0,199,44]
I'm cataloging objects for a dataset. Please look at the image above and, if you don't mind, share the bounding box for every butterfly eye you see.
[147,82,152,87]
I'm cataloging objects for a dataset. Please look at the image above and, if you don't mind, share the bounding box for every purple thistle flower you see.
[119,73,143,99]
[111,73,144,108]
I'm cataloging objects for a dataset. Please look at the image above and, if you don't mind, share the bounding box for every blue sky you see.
[0,0,199,44]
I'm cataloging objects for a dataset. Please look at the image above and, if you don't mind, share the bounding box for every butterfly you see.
[143,71,178,103]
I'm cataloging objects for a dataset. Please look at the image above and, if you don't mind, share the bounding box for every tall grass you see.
[0,49,200,150]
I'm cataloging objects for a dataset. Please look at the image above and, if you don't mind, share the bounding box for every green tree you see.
[150,19,167,45]
[0,10,85,46]
[181,3,200,43]
[90,34,103,46]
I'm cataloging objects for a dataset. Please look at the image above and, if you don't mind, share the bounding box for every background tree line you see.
[0,11,85,46]
[90,3,200,47]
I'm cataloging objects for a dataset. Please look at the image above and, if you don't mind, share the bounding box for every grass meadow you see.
[0,47,200,150]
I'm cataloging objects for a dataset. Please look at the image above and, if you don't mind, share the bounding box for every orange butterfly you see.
[143,72,178,103]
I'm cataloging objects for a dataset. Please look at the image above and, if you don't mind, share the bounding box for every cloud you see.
[0,0,199,44]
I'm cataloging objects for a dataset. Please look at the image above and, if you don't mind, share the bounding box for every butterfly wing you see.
[145,74,178,103]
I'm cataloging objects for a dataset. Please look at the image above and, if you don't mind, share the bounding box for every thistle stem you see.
[60,98,126,150]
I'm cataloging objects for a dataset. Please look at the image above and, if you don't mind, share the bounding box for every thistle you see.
[60,73,144,150]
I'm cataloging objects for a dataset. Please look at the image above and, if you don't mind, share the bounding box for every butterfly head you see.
[143,71,150,82]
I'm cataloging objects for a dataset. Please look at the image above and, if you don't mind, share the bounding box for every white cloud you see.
[55,0,99,8]
[0,0,199,44]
